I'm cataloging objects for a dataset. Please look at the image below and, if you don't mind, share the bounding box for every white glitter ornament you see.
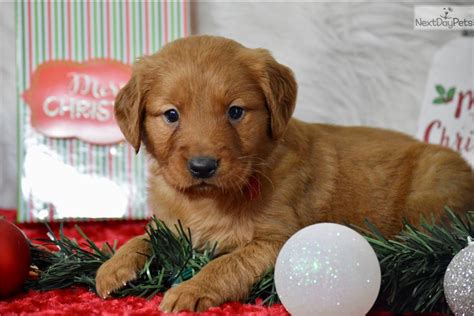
[444,237,474,315]
[275,223,381,316]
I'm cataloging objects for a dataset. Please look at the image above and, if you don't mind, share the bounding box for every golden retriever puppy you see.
[96,35,474,312]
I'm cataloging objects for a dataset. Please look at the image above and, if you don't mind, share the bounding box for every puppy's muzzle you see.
[187,156,219,179]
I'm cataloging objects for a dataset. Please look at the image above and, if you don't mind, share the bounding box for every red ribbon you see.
[245,175,261,200]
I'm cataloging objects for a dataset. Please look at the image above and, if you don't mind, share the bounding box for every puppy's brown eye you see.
[228,106,244,122]
[163,109,179,124]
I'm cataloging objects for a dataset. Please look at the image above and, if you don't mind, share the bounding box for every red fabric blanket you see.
[0,210,446,315]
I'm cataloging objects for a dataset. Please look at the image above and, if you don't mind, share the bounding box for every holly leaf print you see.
[435,84,446,96]
[446,87,456,102]
[433,97,445,104]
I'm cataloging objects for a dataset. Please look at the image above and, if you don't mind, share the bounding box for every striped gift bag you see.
[17,1,189,222]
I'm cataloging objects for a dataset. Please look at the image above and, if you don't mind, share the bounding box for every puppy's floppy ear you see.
[251,49,298,140]
[114,73,145,153]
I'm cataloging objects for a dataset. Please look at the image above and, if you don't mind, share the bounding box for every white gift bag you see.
[416,36,474,166]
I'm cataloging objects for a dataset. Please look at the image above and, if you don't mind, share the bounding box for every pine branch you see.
[26,217,218,299]
[364,208,473,313]
[26,223,114,291]
[27,216,280,303]
[246,268,278,305]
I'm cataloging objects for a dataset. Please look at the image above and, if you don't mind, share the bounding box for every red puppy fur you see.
[96,35,474,312]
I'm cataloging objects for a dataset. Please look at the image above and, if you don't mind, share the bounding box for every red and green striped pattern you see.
[17,1,189,222]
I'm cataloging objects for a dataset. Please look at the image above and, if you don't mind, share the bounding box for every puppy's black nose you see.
[187,156,219,179]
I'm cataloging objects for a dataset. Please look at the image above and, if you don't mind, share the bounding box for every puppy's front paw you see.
[95,254,144,299]
[159,281,219,313]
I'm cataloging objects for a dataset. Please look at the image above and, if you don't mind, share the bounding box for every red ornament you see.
[0,219,31,298]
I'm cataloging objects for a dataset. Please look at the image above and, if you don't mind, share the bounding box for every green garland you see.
[363,209,473,313]
[27,208,474,313]
[26,217,277,304]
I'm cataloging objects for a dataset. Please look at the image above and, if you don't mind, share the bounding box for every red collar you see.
[245,175,261,200]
